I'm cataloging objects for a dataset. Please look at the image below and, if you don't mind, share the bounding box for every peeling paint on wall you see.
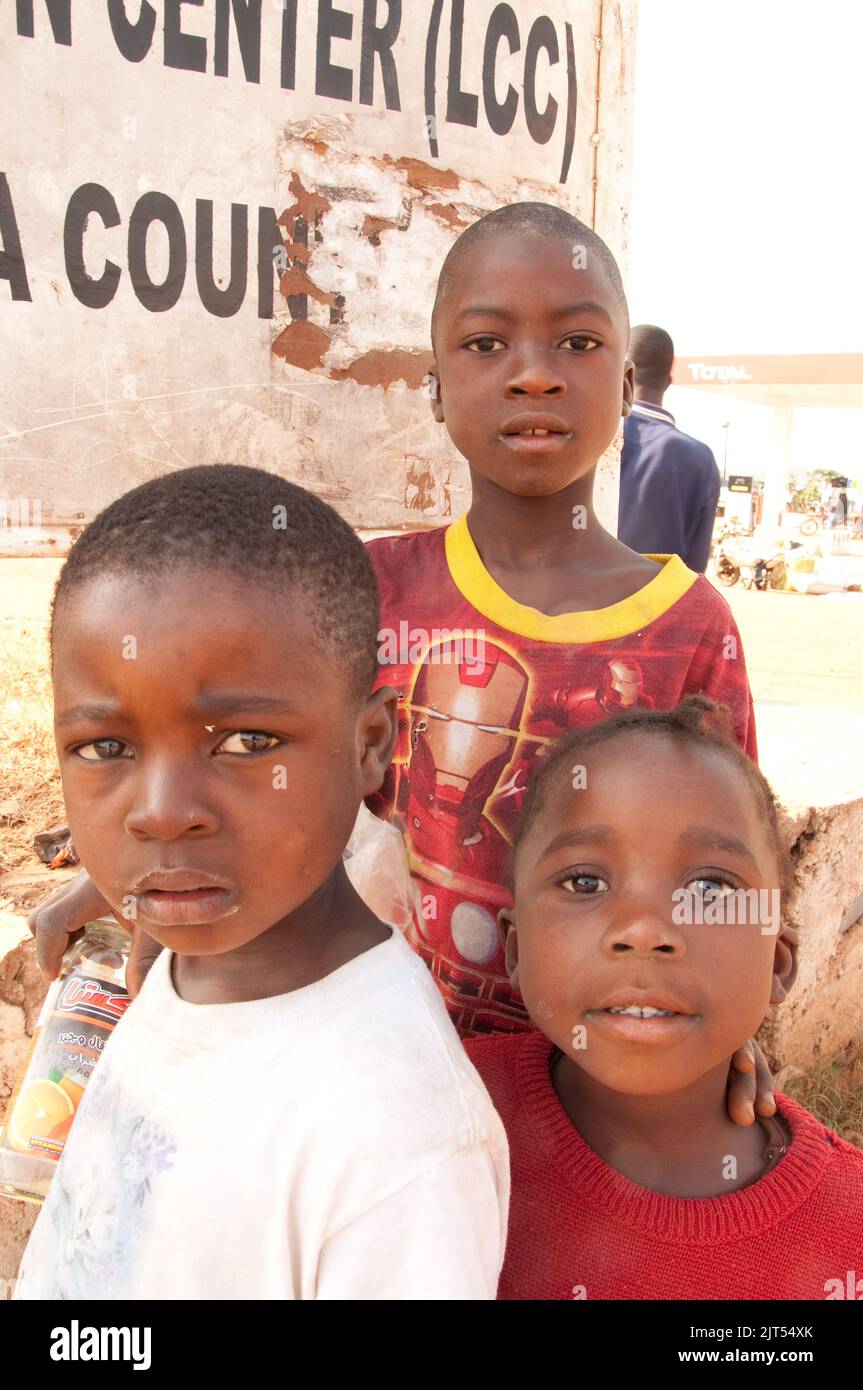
[271,320,332,371]
[331,350,431,391]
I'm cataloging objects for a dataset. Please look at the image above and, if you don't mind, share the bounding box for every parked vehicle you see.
[715,540,743,587]
[715,536,798,590]
[712,518,748,586]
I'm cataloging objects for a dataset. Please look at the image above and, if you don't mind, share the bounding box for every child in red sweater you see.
[465,695,863,1300]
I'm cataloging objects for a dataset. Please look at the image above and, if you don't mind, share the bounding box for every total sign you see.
[685,362,754,384]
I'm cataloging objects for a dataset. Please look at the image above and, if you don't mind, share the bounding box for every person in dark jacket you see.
[618,325,721,572]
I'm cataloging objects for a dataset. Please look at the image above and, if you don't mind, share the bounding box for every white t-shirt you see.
[15,928,509,1300]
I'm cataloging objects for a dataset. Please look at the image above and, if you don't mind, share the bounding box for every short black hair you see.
[50,464,380,702]
[629,324,674,391]
[510,695,793,904]
[431,202,629,349]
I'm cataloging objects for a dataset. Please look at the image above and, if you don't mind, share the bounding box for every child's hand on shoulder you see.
[727,1039,776,1124]
[727,923,798,1124]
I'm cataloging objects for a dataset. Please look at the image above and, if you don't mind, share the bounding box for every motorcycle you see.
[715,536,797,590]
[712,519,747,587]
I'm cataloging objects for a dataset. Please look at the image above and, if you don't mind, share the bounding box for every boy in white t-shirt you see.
[15,464,509,1301]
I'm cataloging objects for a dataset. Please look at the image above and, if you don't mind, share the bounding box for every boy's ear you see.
[357,685,399,796]
[499,907,519,989]
[427,362,445,424]
[621,357,635,416]
[769,922,799,1005]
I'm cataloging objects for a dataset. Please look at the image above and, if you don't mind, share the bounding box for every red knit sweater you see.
[464,1030,863,1301]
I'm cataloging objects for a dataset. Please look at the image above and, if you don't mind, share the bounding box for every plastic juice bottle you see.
[0,916,131,1204]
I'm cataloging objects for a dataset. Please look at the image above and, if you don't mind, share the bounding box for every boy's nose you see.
[124,765,218,841]
[603,906,687,957]
[505,349,567,396]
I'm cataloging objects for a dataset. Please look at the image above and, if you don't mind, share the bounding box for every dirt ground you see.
[720,580,863,808]
[0,562,64,894]
[0,559,63,627]
[722,583,863,715]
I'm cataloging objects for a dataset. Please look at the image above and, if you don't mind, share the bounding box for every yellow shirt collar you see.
[444,515,697,644]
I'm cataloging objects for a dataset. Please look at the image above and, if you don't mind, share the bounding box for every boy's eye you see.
[74,739,132,761]
[563,333,601,351]
[687,876,735,902]
[215,731,281,755]
[465,336,505,353]
[560,873,610,895]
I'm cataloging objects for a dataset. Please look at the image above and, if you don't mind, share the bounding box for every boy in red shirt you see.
[465,696,863,1300]
[367,202,755,1037]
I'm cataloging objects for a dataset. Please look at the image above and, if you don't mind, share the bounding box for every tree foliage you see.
[786,467,836,513]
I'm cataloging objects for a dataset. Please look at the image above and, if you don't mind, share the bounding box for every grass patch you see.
[780,1044,863,1149]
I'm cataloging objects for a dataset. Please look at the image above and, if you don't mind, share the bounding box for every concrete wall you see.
[1,0,638,542]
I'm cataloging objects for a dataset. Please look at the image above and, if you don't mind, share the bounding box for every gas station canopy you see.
[670,355,863,523]
[672,354,863,408]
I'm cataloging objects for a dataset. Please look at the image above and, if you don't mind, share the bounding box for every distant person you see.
[830,488,848,528]
[618,325,721,572]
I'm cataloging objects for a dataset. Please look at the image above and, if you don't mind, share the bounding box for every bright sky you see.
[626,0,863,482]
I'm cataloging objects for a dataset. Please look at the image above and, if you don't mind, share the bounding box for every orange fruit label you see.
[0,971,130,1164]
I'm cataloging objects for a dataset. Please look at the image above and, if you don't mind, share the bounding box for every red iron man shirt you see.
[366,518,757,1038]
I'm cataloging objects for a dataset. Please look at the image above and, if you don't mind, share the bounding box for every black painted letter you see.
[524,16,559,145]
[482,4,519,136]
[0,174,32,302]
[280,0,298,89]
[64,184,122,309]
[257,206,282,320]
[15,0,71,45]
[164,0,207,73]
[446,0,478,127]
[108,0,156,62]
[196,201,248,318]
[359,0,401,110]
[128,192,186,312]
[214,0,262,83]
[316,0,353,101]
